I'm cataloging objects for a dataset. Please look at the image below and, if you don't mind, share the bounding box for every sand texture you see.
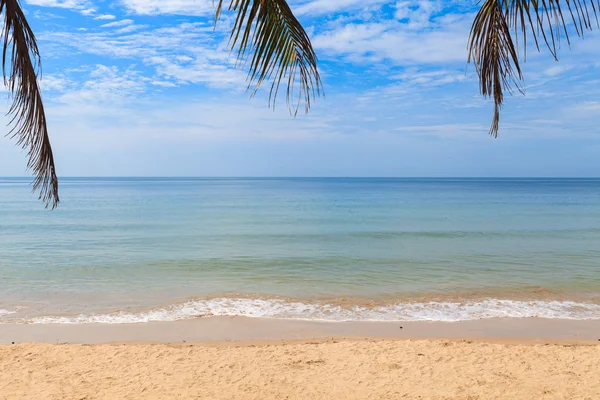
[1,340,599,399]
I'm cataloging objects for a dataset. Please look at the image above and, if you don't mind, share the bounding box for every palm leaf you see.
[469,0,599,137]
[1,0,58,208]
[215,0,323,115]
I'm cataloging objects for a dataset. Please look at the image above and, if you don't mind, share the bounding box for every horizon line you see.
[2,176,600,179]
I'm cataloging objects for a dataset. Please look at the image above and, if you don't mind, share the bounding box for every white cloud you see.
[395,0,443,29]
[54,65,149,105]
[94,14,116,20]
[151,81,177,87]
[152,57,245,88]
[114,24,149,34]
[40,22,247,91]
[309,1,476,65]
[314,20,469,64]
[101,19,135,28]
[26,0,86,7]
[42,22,209,58]
[25,0,92,13]
[393,123,487,139]
[544,65,573,77]
[40,74,70,92]
[294,0,387,15]
[392,69,468,86]
[120,0,214,16]
[572,101,600,113]
[33,10,66,19]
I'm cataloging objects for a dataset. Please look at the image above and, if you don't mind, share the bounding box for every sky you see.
[0,0,599,177]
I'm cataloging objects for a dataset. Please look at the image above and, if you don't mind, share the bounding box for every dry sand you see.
[1,339,600,400]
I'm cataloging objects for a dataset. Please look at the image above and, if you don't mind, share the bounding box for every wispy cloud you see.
[101,19,135,28]
[295,0,387,16]
[113,24,148,34]
[40,21,246,92]
[94,14,116,20]
[33,10,66,19]
[119,0,214,16]
[26,0,87,8]
[40,74,71,92]
[26,0,93,14]
[299,0,478,81]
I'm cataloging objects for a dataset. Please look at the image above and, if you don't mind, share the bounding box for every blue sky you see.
[0,0,599,177]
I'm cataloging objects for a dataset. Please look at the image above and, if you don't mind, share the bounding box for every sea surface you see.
[1,177,600,323]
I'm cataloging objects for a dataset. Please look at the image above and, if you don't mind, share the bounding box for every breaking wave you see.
[0,309,16,317]
[24,297,600,324]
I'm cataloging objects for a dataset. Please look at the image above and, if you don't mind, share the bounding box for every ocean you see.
[1,177,599,323]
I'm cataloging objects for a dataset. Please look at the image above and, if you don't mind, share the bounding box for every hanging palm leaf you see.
[216,0,323,115]
[1,0,58,208]
[468,0,599,137]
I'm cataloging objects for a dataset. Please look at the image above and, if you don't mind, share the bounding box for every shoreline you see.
[2,316,600,344]
[4,312,600,399]
[4,294,600,324]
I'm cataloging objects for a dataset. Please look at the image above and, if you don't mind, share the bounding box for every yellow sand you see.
[1,340,599,399]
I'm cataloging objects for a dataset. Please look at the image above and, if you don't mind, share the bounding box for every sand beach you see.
[1,317,600,399]
[2,337,600,399]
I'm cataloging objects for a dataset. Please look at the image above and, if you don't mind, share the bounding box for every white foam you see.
[0,309,16,317]
[27,298,600,324]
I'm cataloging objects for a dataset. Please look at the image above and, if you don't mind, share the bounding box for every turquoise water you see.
[1,178,600,323]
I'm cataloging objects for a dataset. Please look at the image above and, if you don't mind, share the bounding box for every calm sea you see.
[1,177,600,323]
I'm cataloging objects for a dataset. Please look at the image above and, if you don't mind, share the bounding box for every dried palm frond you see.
[216,0,323,115]
[1,0,58,208]
[469,0,599,137]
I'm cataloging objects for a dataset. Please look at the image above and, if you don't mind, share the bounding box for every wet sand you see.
[1,316,600,344]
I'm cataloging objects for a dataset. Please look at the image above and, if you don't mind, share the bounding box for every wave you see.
[0,309,16,317]
[25,298,600,324]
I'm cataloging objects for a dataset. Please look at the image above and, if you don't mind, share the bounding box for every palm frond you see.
[468,0,523,137]
[215,0,323,115]
[1,0,58,208]
[469,0,599,137]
